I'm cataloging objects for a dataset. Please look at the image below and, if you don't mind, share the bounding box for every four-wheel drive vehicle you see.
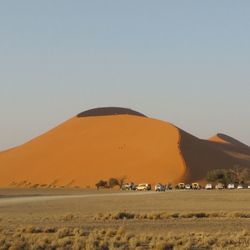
[155,183,166,192]
[176,183,185,189]
[185,184,191,190]
[227,183,235,189]
[122,182,136,190]
[205,183,213,190]
[191,183,200,189]
[136,183,151,191]
[215,183,225,189]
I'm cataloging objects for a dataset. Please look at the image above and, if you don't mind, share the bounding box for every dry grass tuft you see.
[229,212,250,218]
[19,225,43,233]
[112,211,135,220]
[61,213,78,221]
[44,227,57,233]
[57,227,73,238]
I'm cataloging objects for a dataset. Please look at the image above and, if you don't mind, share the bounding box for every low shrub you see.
[112,212,135,220]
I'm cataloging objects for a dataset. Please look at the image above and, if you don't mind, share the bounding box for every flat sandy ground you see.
[1,188,250,234]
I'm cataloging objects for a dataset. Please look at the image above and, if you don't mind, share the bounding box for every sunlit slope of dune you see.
[0,114,186,187]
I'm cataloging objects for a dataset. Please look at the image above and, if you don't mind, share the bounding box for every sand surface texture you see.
[0,108,249,187]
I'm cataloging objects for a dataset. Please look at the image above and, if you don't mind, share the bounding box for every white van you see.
[227,183,235,189]
[205,183,213,190]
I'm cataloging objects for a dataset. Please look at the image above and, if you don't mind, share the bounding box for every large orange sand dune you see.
[0,107,249,188]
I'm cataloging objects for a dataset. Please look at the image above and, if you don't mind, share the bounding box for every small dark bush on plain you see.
[113,212,135,220]
[95,180,108,189]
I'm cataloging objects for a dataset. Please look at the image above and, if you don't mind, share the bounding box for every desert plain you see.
[1,188,250,249]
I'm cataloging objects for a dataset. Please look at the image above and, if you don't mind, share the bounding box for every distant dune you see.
[0,107,249,188]
[179,131,250,182]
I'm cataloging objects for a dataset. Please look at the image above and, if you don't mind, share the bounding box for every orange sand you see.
[0,115,186,188]
[0,113,249,188]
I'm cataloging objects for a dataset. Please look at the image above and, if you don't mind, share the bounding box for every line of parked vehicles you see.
[205,183,248,190]
[121,182,250,191]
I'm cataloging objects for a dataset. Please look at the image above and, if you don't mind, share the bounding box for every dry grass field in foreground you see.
[1,189,250,249]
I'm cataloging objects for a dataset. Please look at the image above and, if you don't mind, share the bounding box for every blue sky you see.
[0,0,250,150]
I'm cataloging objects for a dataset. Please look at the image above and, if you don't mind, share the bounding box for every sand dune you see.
[0,109,185,187]
[0,107,249,188]
[179,130,250,182]
[209,133,250,149]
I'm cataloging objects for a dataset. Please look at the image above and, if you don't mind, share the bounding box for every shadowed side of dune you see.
[208,134,250,157]
[77,107,147,118]
[178,130,248,182]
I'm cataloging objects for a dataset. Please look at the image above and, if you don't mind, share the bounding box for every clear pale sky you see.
[0,0,250,150]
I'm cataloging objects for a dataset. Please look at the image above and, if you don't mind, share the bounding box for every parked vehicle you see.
[215,183,224,190]
[176,183,185,189]
[185,184,191,190]
[121,182,136,190]
[155,183,165,192]
[136,183,151,191]
[248,185,250,189]
[166,184,173,190]
[227,183,235,189]
[205,183,213,190]
[191,183,200,189]
[237,184,244,189]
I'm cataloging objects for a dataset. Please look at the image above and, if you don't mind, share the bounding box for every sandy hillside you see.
[0,108,186,188]
[179,131,250,182]
[0,107,249,188]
